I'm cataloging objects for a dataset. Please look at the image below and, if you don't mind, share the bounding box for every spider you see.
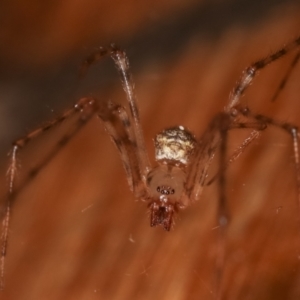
[1,38,300,295]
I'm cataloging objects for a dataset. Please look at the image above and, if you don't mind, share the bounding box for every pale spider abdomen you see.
[154,126,197,165]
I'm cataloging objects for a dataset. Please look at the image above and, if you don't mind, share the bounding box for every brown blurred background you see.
[1,0,300,299]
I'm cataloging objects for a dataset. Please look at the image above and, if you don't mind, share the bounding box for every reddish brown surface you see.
[1,1,300,300]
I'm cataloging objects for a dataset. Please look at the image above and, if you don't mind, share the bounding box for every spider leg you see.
[6,97,98,200]
[215,118,228,300]
[187,117,266,299]
[211,123,266,299]
[271,51,300,102]
[184,114,223,202]
[191,110,299,298]
[185,114,266,202]
[227,37,300,111]
[0,97,98,290]
[206,129,261,186]
[96,99,149,199]
[80,45,151,177]
[184,114,246,299]
[239,108,300,214]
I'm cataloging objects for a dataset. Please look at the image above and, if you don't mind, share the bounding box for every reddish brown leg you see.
[227,37,300,110]
[271,52,300,102]
[0,97,98,290]
[80,45,151,176]
[239,108,300,214]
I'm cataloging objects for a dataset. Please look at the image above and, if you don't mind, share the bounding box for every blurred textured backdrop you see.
[1,0,300,299]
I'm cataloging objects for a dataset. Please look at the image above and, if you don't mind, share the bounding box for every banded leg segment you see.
[206,129,261,187]
[0,97,98,290]
[271,52,300,102]
[186,116,267,300]
[6,97,97,199]
[97,99,148,199]
[239,108,300,215]
[185,113,266,203]
[227,37,300,111]
[80,45,151,177]
[184,114,223,203]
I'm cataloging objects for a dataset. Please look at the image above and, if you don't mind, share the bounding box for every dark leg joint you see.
[28,168,38,178]
[282,123,298,133]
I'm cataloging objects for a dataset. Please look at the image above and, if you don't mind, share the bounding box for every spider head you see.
[146,166,187,231]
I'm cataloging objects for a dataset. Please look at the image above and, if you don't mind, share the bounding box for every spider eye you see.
[147,165,185,200]
[156,185,175,195]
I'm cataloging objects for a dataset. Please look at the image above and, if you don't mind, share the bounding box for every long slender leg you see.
[0,97,98,290]
[215,120,229,300]
[291,128,300,209]
[214,119,263,299]
[185,115,223,202]
[271,52,300,102]
[186,114,266,202]
[95,100,133,190]
[211,122,265,300]
[96,99,148,199]
[226,37,300,111]
[186,114,257,299]
[80,45,151,176]
[184,116,269,299]
[6,97,97,201]
[206,129,261,186]
[239,108,300,215]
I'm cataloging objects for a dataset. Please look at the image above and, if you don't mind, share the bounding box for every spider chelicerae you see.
[1,38,300,293]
